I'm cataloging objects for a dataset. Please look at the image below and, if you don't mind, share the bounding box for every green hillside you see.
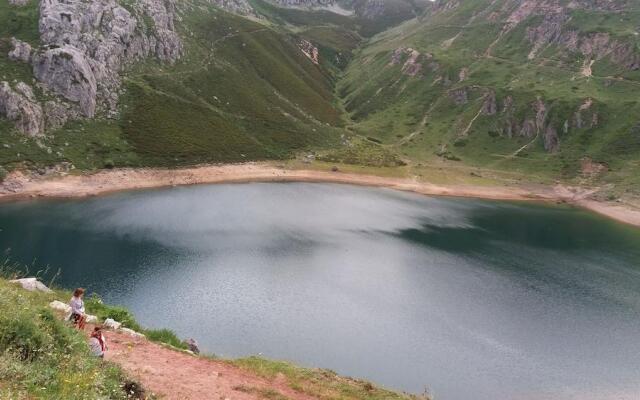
[0,279,134,399]
[338,0,640,193]
[2,0,640,196]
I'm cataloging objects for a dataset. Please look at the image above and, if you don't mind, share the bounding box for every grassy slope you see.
[0,279,133,399]
[338,0,640,195]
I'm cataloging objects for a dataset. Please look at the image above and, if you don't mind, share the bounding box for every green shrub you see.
[85,296,142,331]
[0,316,47,361]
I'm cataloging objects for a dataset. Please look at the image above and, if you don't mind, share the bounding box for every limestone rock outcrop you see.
[10,278,53,292]
[0,81,44,136]
[33,46,97,117]
[299,39,319,64]
[0,0,184,133]
[449,87,468,105]
[390,47,430,77]
[481,91,497,115]
[8,38,32,63]
[35,0,182,117]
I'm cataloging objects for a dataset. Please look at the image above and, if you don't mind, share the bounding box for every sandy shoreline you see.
[2,162,640,227]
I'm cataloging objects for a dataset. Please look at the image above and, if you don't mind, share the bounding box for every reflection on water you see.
[1,183,640,400]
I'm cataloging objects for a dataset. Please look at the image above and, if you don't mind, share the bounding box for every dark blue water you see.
[1,183,640,400]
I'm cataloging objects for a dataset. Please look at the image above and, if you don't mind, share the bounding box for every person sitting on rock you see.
[69,288,87,329]
[89,326,107,359]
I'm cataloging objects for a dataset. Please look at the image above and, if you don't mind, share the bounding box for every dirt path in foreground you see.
[2,162,640,228]
[104,329,314,400]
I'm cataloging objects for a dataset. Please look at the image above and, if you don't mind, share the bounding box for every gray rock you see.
[449,87,468,105]
[33,46,97,117]
[0,81,44,136]
[184,338,200,354]
[10,277,52,292]
[544,125,559,152]
[482,90,497,115]
[519,119,536,138]
[8,0,28,6]
[31,0,182,124]
[44,100,77,130]
[8,38,32,63]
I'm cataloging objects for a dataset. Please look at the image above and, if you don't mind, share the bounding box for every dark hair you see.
[73,288,85,297]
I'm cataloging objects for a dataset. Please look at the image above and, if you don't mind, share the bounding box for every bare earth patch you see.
[105,329,316,400]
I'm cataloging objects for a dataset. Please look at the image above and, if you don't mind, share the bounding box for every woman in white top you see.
[69,288,87,329]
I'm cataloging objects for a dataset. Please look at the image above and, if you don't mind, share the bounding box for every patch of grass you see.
[232,356,429,400]
[317,136,406,167]
[144,329,188,351]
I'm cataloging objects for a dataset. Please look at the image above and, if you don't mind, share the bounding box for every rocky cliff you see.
[1,0,181,136]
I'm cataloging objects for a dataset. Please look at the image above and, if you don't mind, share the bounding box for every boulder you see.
[8,38,32,63]
[33,46,97,117]
[0,81,45,136]
[103,318,122,330]
[50,300,72,314]
[85,314,98,323]
[10,277,52,292]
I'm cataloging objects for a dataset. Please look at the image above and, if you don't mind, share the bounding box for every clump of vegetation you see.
[0,279,135,399]
[143,329,187,351]
[318,137,406,167]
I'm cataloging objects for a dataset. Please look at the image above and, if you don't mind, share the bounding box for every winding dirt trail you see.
[104,329,314,400]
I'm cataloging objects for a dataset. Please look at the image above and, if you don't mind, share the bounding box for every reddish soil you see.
[104,329,315,400]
